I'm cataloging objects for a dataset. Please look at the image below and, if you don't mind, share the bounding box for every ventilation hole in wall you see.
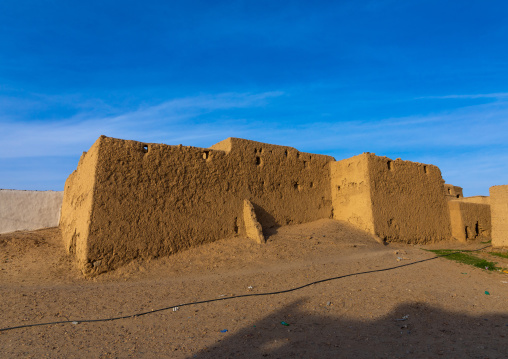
[284,150,288,157]
[142,145,148,153]
[465,226,469,240]
[203,151,209,160]
[234,217,238,234]
[475,221,479,236]
[256,156,262,166]
[456,194,460,198]
[303,161,309,169]
[423,165,427,174]
[260,148,263,153]
[293,182,302,191]
[337,185,341,192]
[387,161,392,170]
[448,188,451,194]
[254,148,258,153]
[310,182,314,188]
[309,156,312,160]
[296,152,300,159]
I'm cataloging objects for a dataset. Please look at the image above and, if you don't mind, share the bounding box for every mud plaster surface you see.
[1,219,508,358]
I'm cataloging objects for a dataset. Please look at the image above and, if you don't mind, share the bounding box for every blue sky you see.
[1,0,507,196]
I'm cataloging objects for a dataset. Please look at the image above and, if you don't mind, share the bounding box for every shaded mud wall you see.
[490,185,508,247]
[61,136,334,274]
[448,200,491,242]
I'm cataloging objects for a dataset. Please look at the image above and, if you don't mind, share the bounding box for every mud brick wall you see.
[331,153,451,244]
[61,136,334,275]
[490,185,508,247]
[448,200,491,242]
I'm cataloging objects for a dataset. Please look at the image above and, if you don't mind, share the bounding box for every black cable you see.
[0,245,492,333]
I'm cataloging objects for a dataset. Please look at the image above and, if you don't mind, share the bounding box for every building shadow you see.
[189,299,508,359]
[251,202,279,238]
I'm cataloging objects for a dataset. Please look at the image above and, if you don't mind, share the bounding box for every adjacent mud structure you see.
[61,136,497,275]
[490,185,508,247]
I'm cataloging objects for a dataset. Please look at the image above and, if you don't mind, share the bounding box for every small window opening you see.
[142,145,148,153]
[337,185,341,192]
[456,194,460,198]
[296,152,300,159]
[475,222,479,236]
[448,188,451,194]
[310,182,314,188]
[203,151,209,160]
[387,161,392,170]
[256,156,261,165]
[284,150,288,157]
[465,226,469,240]
[303,161,309,168]
[423,165,427,174]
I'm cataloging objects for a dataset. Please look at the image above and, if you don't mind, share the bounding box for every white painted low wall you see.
[0,189,64,234]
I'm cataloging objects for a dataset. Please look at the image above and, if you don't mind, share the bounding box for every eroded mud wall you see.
[368,155,451,243]
[368,154,451,243]
[59,140,102,267]
[62,136,334,274]
[490,185,508,247]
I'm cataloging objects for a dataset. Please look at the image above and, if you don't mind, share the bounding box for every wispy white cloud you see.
[0,91,283,158]
[1,90,507,195]
[416,92,508,100]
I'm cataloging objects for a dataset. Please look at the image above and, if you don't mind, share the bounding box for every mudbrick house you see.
[59,136,504,275]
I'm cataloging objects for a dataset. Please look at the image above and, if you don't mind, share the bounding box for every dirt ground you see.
[1,219,507,358]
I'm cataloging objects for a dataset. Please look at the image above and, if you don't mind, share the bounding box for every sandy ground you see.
[1,219,507,358]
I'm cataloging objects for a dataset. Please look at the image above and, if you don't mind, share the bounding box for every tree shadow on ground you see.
[190,299,508,359]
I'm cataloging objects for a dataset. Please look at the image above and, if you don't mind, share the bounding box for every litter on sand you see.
[395,315,409,321]
[220,329,228,333]
[485,291,490,295]
[281,321,290,326]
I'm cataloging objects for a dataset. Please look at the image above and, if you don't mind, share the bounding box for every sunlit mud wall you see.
[60,136,334,275]
[329,154,375,234]
[331,153,451,243]
[490,185,508,247]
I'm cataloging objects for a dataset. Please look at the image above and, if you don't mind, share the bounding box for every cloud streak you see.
[1,90,507,195]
